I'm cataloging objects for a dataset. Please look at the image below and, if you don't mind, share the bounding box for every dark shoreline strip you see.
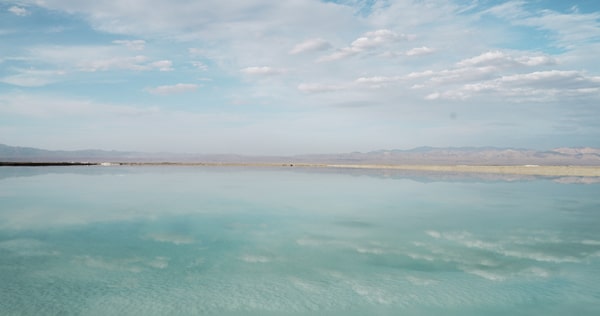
[0,162,99,166]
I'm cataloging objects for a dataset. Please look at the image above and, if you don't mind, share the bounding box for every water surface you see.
[1,166,599,315]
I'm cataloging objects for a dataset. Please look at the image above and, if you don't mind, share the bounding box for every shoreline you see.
[2,161,600,177]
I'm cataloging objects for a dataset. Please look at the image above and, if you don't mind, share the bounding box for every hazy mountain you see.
[294,147,600,166]
[0,143,141,162]
[1,143,600,165]
[0,144,260,163]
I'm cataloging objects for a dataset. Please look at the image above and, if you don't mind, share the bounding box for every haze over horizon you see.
[1,1,600,155]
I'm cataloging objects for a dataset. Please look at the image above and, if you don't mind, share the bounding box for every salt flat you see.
[116,162,600,177]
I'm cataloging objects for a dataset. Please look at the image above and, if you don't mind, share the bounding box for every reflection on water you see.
[0,166,599,315]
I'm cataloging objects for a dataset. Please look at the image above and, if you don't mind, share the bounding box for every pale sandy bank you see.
[115,162,600,177]
[323,164,600,177]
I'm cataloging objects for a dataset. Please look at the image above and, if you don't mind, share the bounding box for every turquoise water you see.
[1,166,599,315]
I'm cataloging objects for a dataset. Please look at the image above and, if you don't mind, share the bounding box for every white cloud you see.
[149,60,173,71]
[192,61,208,71]
[406,46,434,56]
[355,76,401,84]
[289,38,332,54]
[499,70,600,89]
[80,55,148,72]
[1,69,66,87]
[456,50,509,67]
[317,48,358,62]
[355,76,403,88]
[456,51,556,68]
[429,70,600,101]
[419,65,498,85]
[424,92,441,100]
[406,70,435,79]
[319,29,412,62]
[401,51,561,100]
[113,39,146,51]
[8,6,30,16]
[146,83,198,95]
[352,29,409,50]
[518,55,556,67]
[240,66,285,76]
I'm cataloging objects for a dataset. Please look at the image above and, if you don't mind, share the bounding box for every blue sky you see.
[1,0,599,154]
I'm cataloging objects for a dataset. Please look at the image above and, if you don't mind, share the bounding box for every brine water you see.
[1,166,599,315]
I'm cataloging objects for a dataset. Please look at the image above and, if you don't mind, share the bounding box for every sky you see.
[1,0,600,155]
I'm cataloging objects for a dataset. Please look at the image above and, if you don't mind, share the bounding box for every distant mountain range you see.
[1,143,600,166]
[295,147,600,166]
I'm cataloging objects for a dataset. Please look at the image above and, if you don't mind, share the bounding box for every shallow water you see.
[1,166,599,315]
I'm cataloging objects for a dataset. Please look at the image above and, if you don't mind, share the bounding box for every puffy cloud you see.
[456,51,556,68]
[393,49,596,103]
[456,50,508,67]
[149,60,173,71]
[428,70,600,101]
[192,61,208,71]
[146,83,199,95]
[402,51,561,98]
[355,76,401,84]
[317,47,358,62]
[8,6,30,16]
[424,92,441,100]
[517,55,557,66]
[355,76,402,88]
[289,38,332,54]
[499,70,600,89]
[352,29,411,50]
[319,29,412,62]
[240,66,285,76]
[405,46,434,56]
[406,70,435,79]
[417,65,498,85]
